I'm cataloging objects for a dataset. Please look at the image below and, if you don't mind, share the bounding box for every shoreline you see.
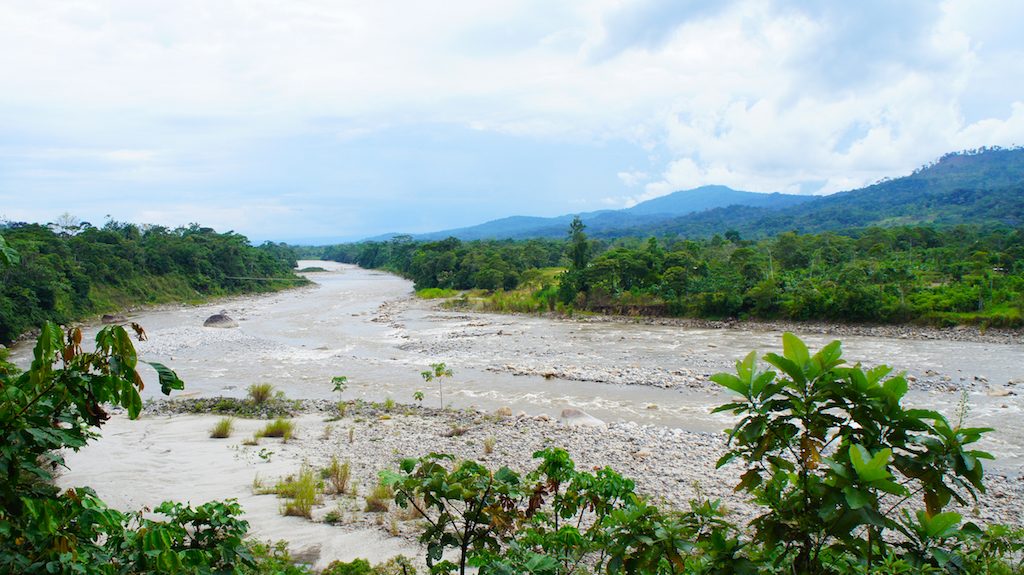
[10,278,318,345]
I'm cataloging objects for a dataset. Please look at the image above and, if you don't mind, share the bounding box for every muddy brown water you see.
[12,261,1024,474]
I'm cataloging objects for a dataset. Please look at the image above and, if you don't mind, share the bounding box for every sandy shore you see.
[59,400,1024,570]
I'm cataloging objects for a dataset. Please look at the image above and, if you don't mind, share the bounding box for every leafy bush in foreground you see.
[386,333,1023,575]
[0,322,259,574]
[713,332,1000,573]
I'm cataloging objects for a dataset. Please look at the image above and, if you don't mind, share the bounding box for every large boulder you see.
[101,314,126,324]
[203,313,238,328]
[558,408,606,428]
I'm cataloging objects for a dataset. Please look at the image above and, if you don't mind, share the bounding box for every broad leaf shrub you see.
[0,322,268,574]
[382,449,754,575]
[711,332,1010,573]
[389,333,1023,574]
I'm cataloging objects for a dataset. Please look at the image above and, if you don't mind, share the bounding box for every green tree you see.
[0,234,18,268]
[421,362,453,410]
[567,216,590,271]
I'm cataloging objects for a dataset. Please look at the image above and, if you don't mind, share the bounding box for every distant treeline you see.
[312,236,566,291]
[0,222,302,344]
[310,223,1024,327]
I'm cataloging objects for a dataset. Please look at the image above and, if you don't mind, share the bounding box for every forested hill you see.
[599,148,1024,239]
[0,222,303,344]
[400,185,812,241]
[378,148,1024,242]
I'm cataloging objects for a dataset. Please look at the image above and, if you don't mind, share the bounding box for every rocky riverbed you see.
[558,313,1024,345]
[386,297,1021,396]
[37,262,1024,569]
[157,398,1024,527]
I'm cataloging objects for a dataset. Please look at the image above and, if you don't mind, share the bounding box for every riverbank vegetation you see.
[310,222,1024,328]
[0,221,304,344]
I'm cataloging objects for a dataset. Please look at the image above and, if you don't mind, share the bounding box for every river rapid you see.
[14,261,1024,473]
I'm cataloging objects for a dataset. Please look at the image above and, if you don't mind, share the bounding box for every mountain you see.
[619,148,1024,239]
[624,185,810,216]
[407,185,813,241]
[359,147,1024,243]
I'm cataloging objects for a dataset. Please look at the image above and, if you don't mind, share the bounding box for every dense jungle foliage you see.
[0,221,302,344]
[312,236,567,292]
[308,222,1024,327]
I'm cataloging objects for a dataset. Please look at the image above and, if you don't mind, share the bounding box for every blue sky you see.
[1,0,1023,243]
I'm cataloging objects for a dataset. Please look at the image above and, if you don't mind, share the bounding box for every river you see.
[12,261,1024,472]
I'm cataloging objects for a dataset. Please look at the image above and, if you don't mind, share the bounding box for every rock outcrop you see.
[203,313,238,328]
[558,408,606,428]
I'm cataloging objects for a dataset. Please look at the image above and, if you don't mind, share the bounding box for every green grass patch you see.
[279,466,321,519]
[247,383,275,405]
[364,482,394,512]
[320,457,351,495]
[922,308,1023,329]
[257,417,295,441]
[415,287,458,299]
[209,417,234,439]
[518,266,566,289]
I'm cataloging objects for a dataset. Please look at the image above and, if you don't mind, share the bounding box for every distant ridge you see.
[390,185,812,241]
[352,148,1024,244]
[617,147,1024,239]
[624,185,810,216]
[362,148,1024,242]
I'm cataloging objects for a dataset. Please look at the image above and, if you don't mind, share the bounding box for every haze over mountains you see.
[366,148,1024,243]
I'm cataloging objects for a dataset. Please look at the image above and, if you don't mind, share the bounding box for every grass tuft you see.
[279,466,321,519]
[209,417,234,439]
[248,383,275,405]
[364,482,394,513]
[321,456,351,495]
[443,425,469,437]
[257,417,295,441]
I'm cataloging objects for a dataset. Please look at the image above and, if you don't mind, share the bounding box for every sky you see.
[1,0,1023,243]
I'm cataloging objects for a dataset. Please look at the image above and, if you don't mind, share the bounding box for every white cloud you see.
[617,170,648,187]
[1,0,1024,238]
